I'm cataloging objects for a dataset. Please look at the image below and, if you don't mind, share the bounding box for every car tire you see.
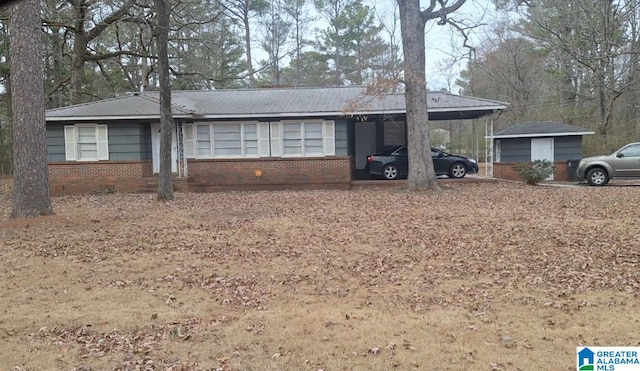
[382,164,399,180]
[448,162,467,178]
[586,167,609,186]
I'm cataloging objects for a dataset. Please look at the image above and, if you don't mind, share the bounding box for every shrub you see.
[514,160,555,185]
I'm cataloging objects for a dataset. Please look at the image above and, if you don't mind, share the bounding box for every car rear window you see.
[379,146,403,155]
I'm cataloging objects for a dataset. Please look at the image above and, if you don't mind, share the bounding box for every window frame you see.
[184,120,335,159]
[64,123,109,162]
[187,121,260,159]
[277,120,335,158]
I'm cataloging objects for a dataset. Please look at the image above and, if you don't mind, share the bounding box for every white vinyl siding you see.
[64,124,109,161]
[183,120,336,159]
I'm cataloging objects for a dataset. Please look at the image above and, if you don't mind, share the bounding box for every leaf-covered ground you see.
[1,179,640,370]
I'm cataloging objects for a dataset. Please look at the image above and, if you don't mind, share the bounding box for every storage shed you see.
[490,121,594,181]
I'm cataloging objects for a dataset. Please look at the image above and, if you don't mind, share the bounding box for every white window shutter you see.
[184,123,195,158]
[323,121,335,156]
[97,125,109,160]
[258,122,270,157]
[64,125,77,161]
[270,122,282,157]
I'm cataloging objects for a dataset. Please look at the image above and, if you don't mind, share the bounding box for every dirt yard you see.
[1,179,639,370]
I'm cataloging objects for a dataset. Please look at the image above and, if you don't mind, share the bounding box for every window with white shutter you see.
[257,122,270,157]
[64,124,109,161]
[278,120,335,157]
[323,121,335,156]
[181,121,336,159]
[270,122,282,157]
[184,123,195,158]
[64,125,77,161]
[191,122,260,159]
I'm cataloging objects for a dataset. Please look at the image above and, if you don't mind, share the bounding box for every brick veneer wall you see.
[187,157,352,191]
[493,162,570,182]
[48,157,352,194]
[49,161,154,194]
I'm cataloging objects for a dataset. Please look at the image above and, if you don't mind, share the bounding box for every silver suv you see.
[577,142,640,185]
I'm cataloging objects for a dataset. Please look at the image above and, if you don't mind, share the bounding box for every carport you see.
[352,92,509,178]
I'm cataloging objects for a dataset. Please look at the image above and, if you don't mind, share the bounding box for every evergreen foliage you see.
[514,160,555,185]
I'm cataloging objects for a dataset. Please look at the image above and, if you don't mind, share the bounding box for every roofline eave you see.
[486,131,596,139]
[46,114,194,122]
[45,105,508,122]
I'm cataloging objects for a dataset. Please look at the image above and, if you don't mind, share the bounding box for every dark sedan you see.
[365,145,479,180]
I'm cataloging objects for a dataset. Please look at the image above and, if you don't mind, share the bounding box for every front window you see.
[184,120,335,159]
[193,122,258,158]
[282,121,326,156]
[77,126,98,160]
[64,124,109,161]
[283,123,303,155]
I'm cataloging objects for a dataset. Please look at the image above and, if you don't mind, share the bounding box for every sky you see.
[250,0,517,92]
[366,0,511,92]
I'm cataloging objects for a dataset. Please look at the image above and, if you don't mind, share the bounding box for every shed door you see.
[531,138,554,180]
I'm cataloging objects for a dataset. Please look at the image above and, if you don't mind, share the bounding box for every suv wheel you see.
[586,167,609,186]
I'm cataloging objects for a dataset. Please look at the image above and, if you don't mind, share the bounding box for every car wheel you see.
[382,165,399,180]
[448,163,467,178]
[586,167,609,186]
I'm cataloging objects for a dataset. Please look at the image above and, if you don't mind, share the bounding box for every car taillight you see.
[367,155,374,162]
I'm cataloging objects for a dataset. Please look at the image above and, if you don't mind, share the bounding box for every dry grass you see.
[1,178,640,370]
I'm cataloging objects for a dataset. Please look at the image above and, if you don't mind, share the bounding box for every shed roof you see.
[491,121,595,139]
[45,86,508,122]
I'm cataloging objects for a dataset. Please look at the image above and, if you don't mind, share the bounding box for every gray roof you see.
[46,86,508,122]
[491,121,595,138]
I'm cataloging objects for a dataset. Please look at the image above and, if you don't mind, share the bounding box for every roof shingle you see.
[46,86,508,121]
[493,121,594,138]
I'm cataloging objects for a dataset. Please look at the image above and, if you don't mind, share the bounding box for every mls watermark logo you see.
[577,347,640,371]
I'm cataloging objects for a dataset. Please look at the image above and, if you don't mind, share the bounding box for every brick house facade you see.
[46,87,508,194]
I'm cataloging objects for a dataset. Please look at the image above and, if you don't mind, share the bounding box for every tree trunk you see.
[155,0,175,201]
[70,0,88,105]
[10,0,54,218]
[397,0,440,191]
[244,10,255,87]
[50,25,65,107]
